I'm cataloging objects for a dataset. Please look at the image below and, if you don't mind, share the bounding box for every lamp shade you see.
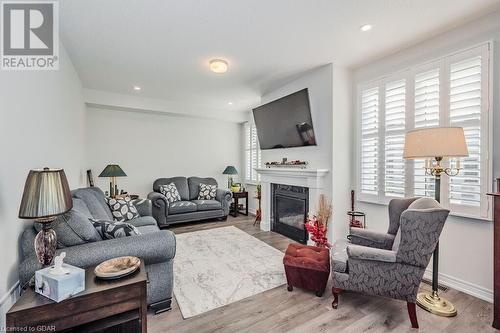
[18,168,73,220]
[98,164,127,177]
[222,166,238,175]
[403,127,469,159]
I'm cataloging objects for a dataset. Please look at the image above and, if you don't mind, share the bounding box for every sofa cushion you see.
[128,216,158,228]
[71,198,93,219]
[136,225,160,235]
[34,209,102,249]
[106,196,140,222]
[91,218,141,239]
[168,201,197,214]
[192,199,222,211]
[188,177,217,200]
[197,183,217,200]
[72,187,113,220]
[153,177,189,200]
[160,183,182,203]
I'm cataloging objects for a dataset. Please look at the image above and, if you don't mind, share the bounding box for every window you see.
[357,44,491,219]
[244,122,261,183]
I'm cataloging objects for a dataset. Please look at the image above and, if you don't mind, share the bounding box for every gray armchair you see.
[331,197,450,328]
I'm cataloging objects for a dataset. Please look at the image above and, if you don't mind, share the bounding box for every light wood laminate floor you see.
[148,216,496,333]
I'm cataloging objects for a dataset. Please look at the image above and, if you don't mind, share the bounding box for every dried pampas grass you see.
[316,194,332,229]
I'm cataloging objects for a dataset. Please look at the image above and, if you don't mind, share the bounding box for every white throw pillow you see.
[198,183,217,200]
[160,183,182,203]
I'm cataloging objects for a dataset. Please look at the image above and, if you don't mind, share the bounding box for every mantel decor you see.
[18,168,73,266]
[265,158,308,169]
[404,126,468,317]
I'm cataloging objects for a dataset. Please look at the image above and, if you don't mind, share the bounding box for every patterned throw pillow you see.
[105,196,140,222]
[90,218,141,240]
[160,183,182,203]
[198,183,217,200]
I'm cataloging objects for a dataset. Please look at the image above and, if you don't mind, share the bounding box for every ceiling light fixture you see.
[133,86,141,91]
[228,102,233,105]
[360,24,373,32]
[209,59,228,74]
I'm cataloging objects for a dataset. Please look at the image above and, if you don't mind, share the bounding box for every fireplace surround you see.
[255,168,329,244]
[272,184,309,243]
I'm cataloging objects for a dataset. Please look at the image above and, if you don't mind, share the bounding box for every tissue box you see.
[35,263,85,302]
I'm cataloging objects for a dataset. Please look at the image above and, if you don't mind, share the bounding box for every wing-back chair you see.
[331,197,450,328]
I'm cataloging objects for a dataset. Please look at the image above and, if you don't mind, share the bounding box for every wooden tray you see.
[94,256,140,280]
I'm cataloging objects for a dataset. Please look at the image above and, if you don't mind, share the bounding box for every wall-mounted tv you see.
[252,88,316,150]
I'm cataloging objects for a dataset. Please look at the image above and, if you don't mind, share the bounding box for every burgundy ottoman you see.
[283,243,330,297]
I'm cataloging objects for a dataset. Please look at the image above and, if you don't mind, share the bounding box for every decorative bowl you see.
[94,256,140,280]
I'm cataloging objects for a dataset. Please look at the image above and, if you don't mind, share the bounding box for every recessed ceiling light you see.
[360,24,373,32]
[133,86,141,91]
[209,59,228,74]
[228,102,233,105]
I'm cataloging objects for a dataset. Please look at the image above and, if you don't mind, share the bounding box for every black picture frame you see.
[87,169,94,187]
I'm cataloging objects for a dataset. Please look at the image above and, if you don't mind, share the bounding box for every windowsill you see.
[244,181,259,186]
[356,198,493,222]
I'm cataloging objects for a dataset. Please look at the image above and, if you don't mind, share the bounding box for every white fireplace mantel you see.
[255,168,329,232]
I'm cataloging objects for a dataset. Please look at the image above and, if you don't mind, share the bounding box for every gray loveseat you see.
[19,187,176,313]
[148,176,232,227]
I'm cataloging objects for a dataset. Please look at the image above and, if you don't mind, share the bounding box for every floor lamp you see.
[403,127,469,317]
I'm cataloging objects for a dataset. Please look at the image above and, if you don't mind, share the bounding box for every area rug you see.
[173,226,286,318]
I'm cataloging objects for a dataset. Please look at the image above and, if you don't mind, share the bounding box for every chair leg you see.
[407,302,419,329]
[332,287,342,309]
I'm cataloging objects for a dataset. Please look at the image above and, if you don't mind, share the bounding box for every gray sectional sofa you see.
[148,176,232,227]
[19,187,176,313]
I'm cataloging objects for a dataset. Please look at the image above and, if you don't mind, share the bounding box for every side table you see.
[7,262,148,332]
[231,191,248,217]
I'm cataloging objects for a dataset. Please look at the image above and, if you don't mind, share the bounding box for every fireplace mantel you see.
[255,168,329,233]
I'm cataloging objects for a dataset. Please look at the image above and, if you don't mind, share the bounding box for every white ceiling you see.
[60,0,500,114]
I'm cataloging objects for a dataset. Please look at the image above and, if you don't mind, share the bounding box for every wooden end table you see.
[7,262,148,332]
[230,191,248,217]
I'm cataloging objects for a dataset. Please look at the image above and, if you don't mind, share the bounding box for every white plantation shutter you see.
[245,124,251,180]
[414,68,440,198]
[384,79,406,197]
[244,122,261,182]
[360,87,379,197]
[357,43,491,219]
[448,55,485,216]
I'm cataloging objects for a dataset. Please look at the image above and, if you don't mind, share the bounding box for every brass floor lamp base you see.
[417,291,457,317]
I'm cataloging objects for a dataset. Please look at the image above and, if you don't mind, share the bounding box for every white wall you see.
[353,10,500,301]
[86,108,242,197]
[244,64,353,242]
[0,45,87,325]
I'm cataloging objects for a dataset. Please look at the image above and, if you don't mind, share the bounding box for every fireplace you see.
[271,183,309,244]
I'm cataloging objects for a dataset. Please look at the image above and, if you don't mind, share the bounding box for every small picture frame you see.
[87,170,94,187]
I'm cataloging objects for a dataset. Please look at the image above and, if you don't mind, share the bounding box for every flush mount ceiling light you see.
[228,102,233,105]
[133,86,141,91]
[209,59,228,74]
[360,24,373,32]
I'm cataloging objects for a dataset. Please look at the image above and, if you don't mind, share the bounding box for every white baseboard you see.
[0,281,20,329]
[423,269,493,303]
[248,208,257,216]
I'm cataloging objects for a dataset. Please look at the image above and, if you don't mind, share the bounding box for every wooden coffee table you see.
[6,261,148,332]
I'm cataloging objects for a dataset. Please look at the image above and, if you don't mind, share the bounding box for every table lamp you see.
[404,127,468,317]
[18,168,73,266]
[98,164,126,197]
[222,166,238,189]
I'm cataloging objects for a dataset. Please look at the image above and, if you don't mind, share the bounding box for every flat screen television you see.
[252,88,316,150]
